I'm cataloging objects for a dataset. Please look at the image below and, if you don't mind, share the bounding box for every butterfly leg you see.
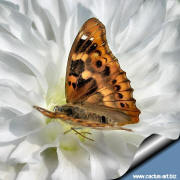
[117,126,132,132]
[81,131,92,135]
[64,127,82,134]
[74,128,92,135]
[64,127,94,141]
[64,127,92,135]
[71,127,94,141]
[64,128,72,135]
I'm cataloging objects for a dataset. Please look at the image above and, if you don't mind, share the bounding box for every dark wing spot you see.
[120,103,125,107]
[69,59,85,77]
[80,40,92,52]
[95,50,101,56]
[72,83,76,89]
[87,43,97,54]
[77,76,93,88]
[112,79,116,84]
[101,116,107,124]
[96,60,102,68]
[75,39,85,52]
[85,86,97,97]
[103,66,110,76]
[114,85,121,91]
[68,81,71,86]
[118,93,123,99]
[85,79,98,97]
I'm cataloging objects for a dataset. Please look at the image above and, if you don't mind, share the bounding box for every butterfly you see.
[34,18,140,137]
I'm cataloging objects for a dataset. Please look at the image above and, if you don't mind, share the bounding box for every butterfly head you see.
[53,106,63,112]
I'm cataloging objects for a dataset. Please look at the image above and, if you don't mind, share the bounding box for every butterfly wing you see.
[65,18,105,102]
[65,18,140,124]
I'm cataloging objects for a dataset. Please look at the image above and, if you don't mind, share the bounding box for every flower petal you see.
[16,157,54,180]
[0,162,17,180]
[16,147,58,180]
[80,132,123,180]
[52,146,90,180]
[110,0,143,40]
[0,80,43,113]
[9,122,62,163]
[117,0,166,53]
[0,142,18,162]
[103,131,144,176]
[0,51,41,94]
[0,2,61,93]
[0,109,44,142]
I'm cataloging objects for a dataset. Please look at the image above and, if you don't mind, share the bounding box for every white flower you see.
[0,0,180,180]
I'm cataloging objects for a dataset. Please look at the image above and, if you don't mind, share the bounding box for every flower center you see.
[45,78,91,147]
[46,78,66,112]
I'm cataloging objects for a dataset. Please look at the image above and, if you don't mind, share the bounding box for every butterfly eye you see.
[53,106,63,112]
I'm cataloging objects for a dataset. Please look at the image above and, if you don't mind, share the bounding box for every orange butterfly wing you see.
[65,18,140,124]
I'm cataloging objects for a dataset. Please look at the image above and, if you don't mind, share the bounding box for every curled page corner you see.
[124,134,177,177]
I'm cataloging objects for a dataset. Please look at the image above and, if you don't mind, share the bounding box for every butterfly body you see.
[54,103,132,128]
[34,18,140,131]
